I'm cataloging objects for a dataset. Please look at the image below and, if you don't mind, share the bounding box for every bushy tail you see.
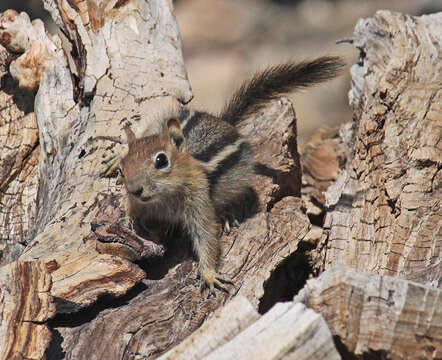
[219,56,345,126]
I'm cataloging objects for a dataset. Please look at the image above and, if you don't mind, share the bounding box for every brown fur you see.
[180,111,255,221]
[121,120,224,293]
[120,56,345,294]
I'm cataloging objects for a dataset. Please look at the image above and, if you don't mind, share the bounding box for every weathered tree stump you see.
[319,11,441,287]
[0,2,440,359]
[295,265,442,359]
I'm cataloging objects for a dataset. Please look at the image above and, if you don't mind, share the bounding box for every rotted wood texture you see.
[158,296,340,360]
[0,261,55,360]
[294,265,442,360]
[319,11,441,286]
[1,2,441,360]
[0,0,311,359]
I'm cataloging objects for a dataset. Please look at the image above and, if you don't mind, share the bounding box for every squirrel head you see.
[120,118,190,204]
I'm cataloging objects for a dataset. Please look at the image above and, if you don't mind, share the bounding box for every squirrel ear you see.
[164,118,186,152]
[123,124,137,145]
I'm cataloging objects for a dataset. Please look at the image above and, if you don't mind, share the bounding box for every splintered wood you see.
[295,266,442,360]
[203,302,339,360]
[0,2,441,359]
[0,261,55,360]
[321,11,442,286]
[158,296,340,360]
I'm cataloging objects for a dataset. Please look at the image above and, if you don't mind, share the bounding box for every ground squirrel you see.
[119,56,345,295]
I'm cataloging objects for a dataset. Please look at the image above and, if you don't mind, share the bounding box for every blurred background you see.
[1,0,440,144]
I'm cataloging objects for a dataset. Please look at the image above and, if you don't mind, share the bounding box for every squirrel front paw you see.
[199,268,233,297]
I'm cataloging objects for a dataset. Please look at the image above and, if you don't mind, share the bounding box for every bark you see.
[319,11,441,286]
[158,296,340,360]
[0,3,440,360]
[0,1,311,358]
[295,265,442,360]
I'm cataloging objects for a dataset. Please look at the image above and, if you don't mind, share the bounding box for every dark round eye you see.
[154,153,169,169]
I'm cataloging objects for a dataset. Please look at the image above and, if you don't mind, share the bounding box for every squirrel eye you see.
[154,153,169,169]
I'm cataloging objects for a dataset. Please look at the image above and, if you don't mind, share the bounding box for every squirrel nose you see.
[133,187,143,197]
[128,185,143,198]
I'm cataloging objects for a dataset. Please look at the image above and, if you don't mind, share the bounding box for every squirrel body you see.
[120,56,345,294]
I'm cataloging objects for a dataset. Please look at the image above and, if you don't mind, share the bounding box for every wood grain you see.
[0,261,55,360]
[0,3,440,359]
[320,11,441,287]
[295,265,442,359]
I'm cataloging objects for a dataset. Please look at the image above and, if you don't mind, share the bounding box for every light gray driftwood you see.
[159,296,340,360]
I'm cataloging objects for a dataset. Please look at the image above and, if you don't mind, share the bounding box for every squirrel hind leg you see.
[219,214,241,235]
[215,185,259,235]
[211,145,259,229]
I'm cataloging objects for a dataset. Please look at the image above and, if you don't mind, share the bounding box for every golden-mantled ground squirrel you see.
[119,56,345,295]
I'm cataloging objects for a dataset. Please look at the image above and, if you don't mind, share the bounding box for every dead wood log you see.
[295,10,442,359]
[294,265,442,360]
[0,2,440,360]
[158,296,340,360]
[0,1,311,358]
[314,10,441,286]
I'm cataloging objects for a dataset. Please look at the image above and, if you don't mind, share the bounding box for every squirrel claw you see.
[221,217,240,235]
[200,270,233,297]
[119,215,135,231]
[223,220,231,235]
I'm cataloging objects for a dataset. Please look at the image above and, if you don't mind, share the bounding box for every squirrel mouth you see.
[140,195,153,202]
